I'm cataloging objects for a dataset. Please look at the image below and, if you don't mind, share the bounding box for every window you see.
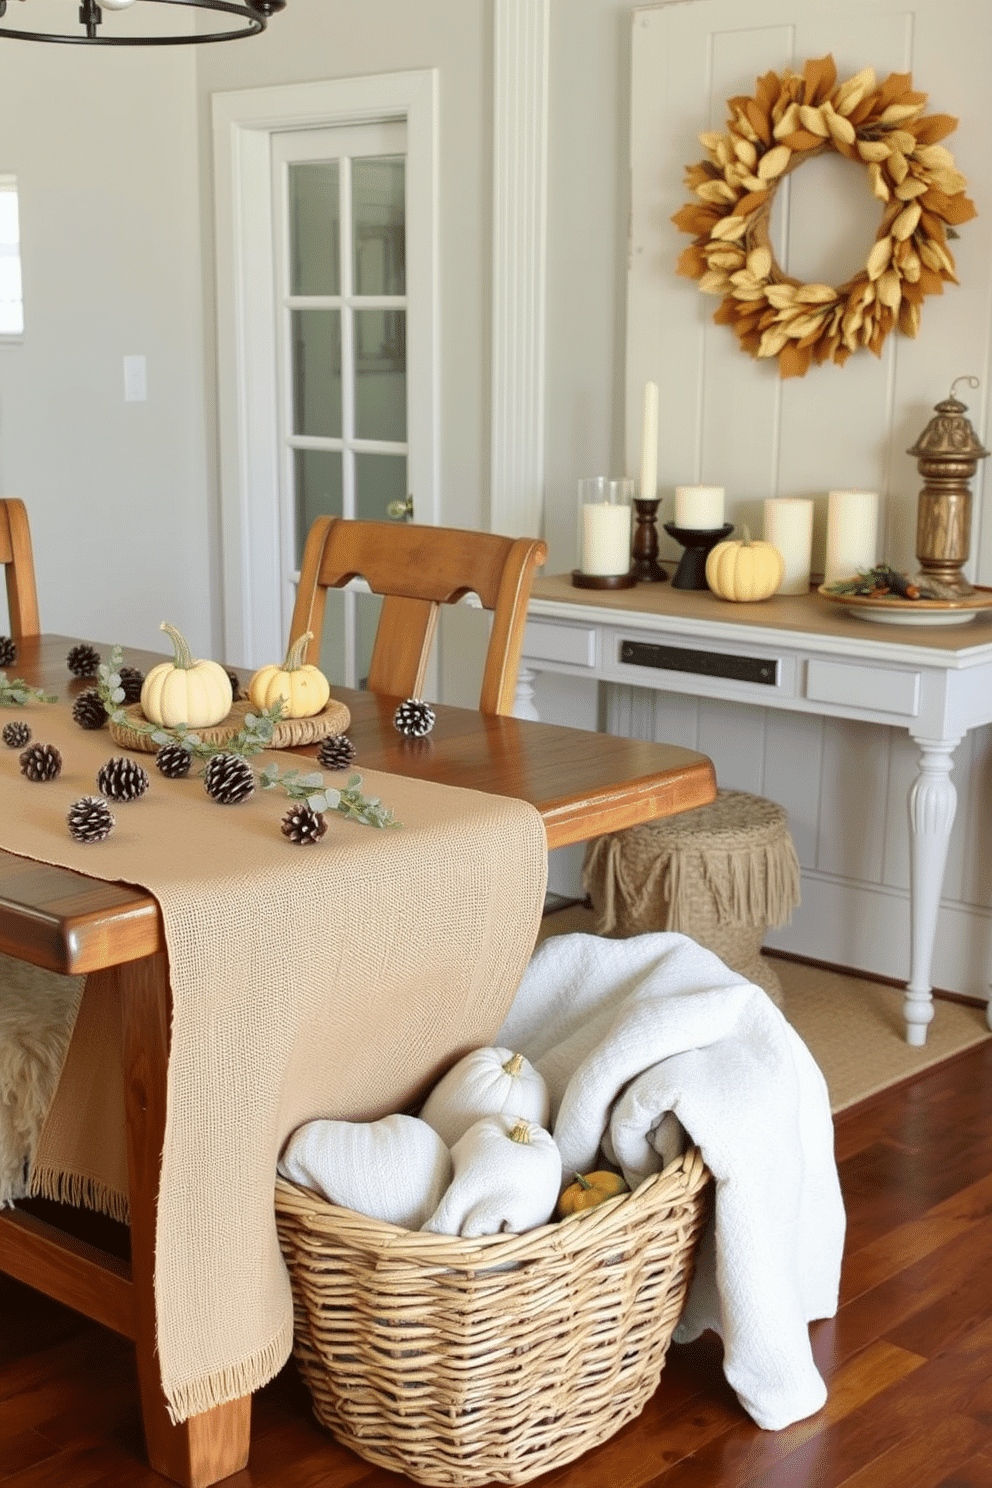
[0,175,23,338]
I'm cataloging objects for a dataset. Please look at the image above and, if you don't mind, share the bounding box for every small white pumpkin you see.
[140,623,233,729]
[248,631,331,720]
[421,1114,562,1237]
[419,1046,550,1148]
[705,527,785,602]
[278,1113,452,1230]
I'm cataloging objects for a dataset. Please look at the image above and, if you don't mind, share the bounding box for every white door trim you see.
[212,70,439,667]
[490,0,550,541]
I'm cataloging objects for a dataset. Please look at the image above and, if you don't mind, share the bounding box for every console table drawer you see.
[523,620,597,668]
[805,658,920,716]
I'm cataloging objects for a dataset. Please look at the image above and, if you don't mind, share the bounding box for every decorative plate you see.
[817,585,992,627]
[109,697,352,754]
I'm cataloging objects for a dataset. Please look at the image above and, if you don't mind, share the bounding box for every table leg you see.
[904,736,960,1048]
[120,953,251,1488]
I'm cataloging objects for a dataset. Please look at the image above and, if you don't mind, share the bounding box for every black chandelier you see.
[0,0,286,45]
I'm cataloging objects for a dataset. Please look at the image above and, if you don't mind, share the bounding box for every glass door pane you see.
[289,161,340,295]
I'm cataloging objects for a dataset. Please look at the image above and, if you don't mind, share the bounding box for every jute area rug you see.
[537,903,992,1114]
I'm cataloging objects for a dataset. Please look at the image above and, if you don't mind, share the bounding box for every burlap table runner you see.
[0,699,547,1422]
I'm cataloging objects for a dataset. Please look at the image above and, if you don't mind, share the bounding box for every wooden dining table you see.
[0,634,716,1488]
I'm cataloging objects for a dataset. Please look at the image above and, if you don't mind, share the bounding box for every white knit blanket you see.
[497,931,845,1431]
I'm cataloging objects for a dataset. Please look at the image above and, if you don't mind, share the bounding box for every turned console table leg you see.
[514,665,540,721]
[904,737,960,1047]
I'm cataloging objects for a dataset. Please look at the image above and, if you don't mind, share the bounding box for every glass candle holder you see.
[573,477,636,589]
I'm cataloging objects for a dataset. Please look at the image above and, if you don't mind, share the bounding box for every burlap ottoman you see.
[581,790,801,1007]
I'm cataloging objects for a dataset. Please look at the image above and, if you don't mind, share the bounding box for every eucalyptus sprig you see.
[94,645,400,828]
[0,671,57,707]
[96,644,283,763]
[259,763,401,830]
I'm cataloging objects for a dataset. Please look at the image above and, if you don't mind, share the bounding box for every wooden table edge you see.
[540,759,717,848]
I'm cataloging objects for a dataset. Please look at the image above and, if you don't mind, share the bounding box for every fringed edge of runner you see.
[163,1317,294,1424]
[27,1163,130,1225]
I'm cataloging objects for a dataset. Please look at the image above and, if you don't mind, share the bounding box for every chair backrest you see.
[0,499,41,639]
[289,518,547,715]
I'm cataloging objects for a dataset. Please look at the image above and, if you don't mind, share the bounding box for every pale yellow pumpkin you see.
[248,632,331,720]
[140,623,233,728]
[705,528,785,602]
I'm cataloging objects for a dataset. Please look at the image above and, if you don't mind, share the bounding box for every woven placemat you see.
[109,697,351,754]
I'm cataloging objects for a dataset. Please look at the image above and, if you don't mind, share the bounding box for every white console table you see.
[521,573,992,1046]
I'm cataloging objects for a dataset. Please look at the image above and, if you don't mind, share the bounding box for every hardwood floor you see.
[3,1035,992,1488]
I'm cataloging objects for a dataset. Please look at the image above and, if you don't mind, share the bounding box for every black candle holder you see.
[663,521,734,590]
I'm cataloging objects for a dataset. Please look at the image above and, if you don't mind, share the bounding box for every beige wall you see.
[1,0,988,640]
[0,42,211,653]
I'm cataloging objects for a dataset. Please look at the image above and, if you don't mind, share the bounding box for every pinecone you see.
[155,741,193,779]
[2,719,30,748]
[393,698,435,737]
[66,643,102,678]
[0,635,16,667]
[19,742,62,781]
[97,756,150,802]
[316,733,357,771]
[226,669,243,701]
[203,752,255,804]
[67,796,116,844]
[72,689,108,731]
[281,802,328,844]
[118,666,145,705]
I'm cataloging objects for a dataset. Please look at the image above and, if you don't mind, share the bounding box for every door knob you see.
[386,494,414,521]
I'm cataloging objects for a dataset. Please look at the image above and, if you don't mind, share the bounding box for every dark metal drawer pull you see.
[619,639,779,686]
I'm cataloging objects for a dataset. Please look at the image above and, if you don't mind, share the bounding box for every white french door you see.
[212,72,439,674]
[272,122,410,686]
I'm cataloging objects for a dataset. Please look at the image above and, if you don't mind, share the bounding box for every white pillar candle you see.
[581,502,632,575]
[763,498,814,596]
[675,485,725,529]
[824,489,879,583]
[639,381,659,500]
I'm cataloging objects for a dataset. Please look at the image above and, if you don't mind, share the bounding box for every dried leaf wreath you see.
[672,55,977,378]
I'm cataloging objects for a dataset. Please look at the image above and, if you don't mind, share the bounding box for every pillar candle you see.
[675,485,725,529]
[639,381,659,500]
[581,502,632,575]
[763,498,814,595]
[824,489,879,583]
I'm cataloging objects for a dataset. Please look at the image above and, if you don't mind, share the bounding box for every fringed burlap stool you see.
[582,790,801,1007]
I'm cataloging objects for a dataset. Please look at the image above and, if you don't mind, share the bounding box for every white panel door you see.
[628,0,992,577]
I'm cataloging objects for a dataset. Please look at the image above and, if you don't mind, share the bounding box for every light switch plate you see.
[123,354,147,403]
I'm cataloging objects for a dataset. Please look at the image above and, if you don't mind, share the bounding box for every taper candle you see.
[763,498,814,595]
[639,381,659,500]
[675,484,725,529]
[824,489,879,583]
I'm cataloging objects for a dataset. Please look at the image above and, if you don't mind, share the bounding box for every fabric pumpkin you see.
[705,528,785,602]
[557,1169,629,1218]
[418,1045,550,1148]
[277,1113,452,1230]
[248,632,331,720]
[140,623,233,728]
[421,1114,562,1237]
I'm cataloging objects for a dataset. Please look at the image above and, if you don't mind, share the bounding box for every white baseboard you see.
[766,872,992,1003]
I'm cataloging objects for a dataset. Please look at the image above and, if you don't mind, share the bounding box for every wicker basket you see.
[274,1145,711,1487]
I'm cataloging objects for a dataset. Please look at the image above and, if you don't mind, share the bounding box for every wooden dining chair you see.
[289,518,548,715]
[0,498,41,639]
